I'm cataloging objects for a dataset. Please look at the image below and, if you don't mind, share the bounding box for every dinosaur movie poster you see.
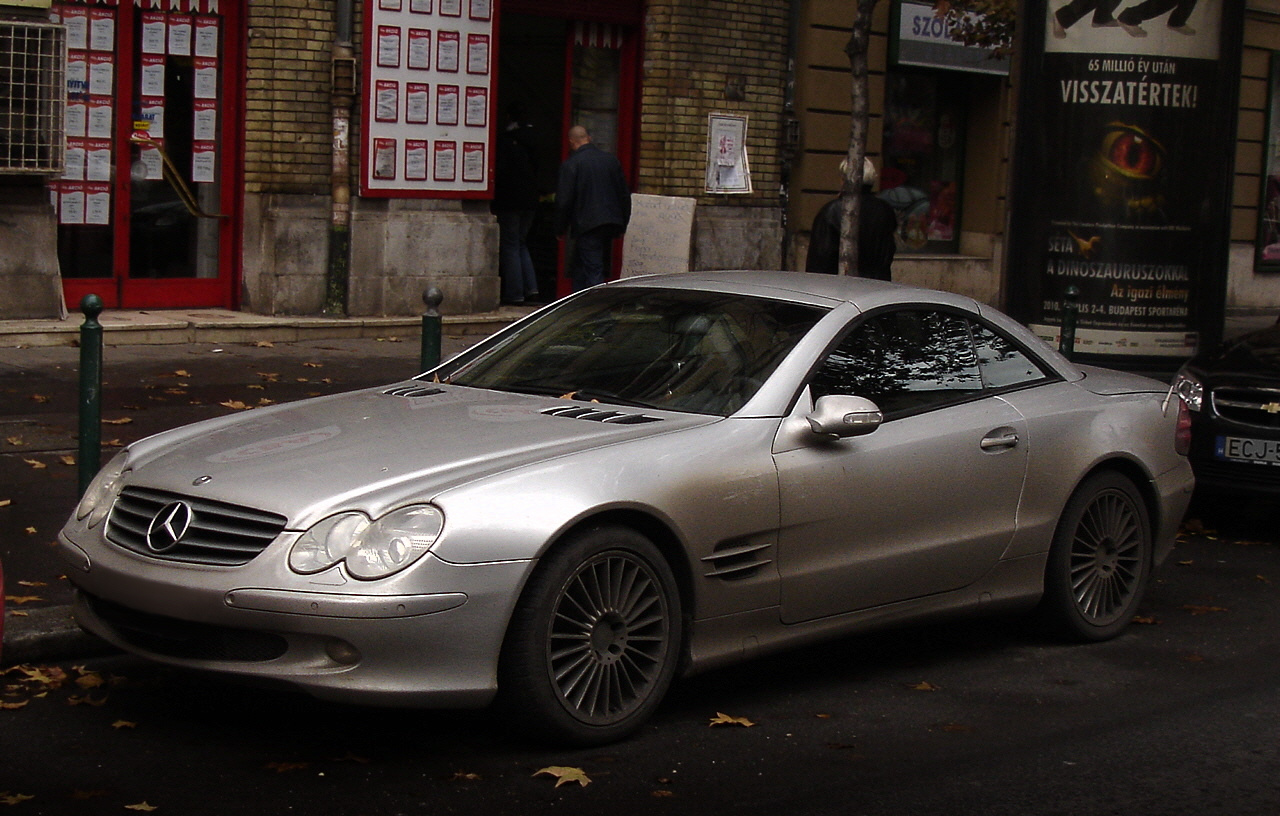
[1009,1,1242,362]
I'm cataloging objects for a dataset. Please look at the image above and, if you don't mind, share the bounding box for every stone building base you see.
[0,185,66,320]
[241,193,499,316]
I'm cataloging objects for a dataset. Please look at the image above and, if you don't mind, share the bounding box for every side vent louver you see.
[540,406,662,425]
[384,385,446,398]
[702,539,772,580]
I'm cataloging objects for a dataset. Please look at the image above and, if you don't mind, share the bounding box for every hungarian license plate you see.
[1216,436,1280,466]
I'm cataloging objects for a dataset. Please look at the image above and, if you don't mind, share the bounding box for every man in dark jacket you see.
[805,157,898,280]
[555,125,631,291]
[492,105,541,305]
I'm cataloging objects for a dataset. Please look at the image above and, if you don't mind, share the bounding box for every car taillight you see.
[1175,397,1192,456]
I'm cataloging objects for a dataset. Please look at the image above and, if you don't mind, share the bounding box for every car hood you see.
[1190,322,1280,378]
[121,382,717,525]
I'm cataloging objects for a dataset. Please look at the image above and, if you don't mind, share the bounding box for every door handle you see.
[980,431,1020,450]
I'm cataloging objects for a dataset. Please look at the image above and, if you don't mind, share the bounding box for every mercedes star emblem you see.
[146,501,194,553]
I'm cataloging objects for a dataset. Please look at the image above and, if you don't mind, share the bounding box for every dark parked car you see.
[1172,316,1280,497]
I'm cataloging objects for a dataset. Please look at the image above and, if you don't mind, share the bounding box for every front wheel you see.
[497,525,682,746]
[1037,471,1152,642]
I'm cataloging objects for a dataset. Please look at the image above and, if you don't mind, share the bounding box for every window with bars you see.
[0,20,66,174]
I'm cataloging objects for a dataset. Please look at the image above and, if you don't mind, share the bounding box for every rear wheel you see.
[498,525,682,746]
[1038,471,1152,642]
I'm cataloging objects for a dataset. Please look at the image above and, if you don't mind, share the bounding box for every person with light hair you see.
[805,157,898,280]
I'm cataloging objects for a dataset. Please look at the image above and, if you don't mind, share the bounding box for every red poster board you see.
[360,0,497,197]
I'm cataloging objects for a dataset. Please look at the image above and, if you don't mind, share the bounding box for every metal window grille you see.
[0,20,66,174]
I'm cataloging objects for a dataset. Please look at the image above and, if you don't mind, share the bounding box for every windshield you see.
[433,287,827,416]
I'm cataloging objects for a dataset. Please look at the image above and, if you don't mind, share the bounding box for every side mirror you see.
[806,394,883,438]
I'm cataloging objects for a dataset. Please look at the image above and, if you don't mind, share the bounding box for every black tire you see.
[497,525,682,746]
[1038,471,1153,642]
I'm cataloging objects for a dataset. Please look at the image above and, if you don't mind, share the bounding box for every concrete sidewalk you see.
[0,305,535,349]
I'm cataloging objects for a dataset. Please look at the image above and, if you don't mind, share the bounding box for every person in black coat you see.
[805,157,898,280]
[555,125,631,291]
[492,104,541,305]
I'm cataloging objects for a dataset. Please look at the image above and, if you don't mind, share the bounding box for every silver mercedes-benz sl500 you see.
[59,271,1195,745]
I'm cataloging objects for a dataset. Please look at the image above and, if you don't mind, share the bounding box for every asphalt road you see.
[3,337,1279,814]
[1,500,1277,815]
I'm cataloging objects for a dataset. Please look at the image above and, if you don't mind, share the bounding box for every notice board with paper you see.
[620,194,696,278]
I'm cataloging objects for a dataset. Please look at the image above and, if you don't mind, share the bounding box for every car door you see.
[773,307,1031,624]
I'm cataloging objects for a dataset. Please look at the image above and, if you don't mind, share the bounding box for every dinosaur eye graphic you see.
[1098,124,1164,180]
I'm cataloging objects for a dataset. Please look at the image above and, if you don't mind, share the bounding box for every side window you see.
[972,323,1049,389]
[810,309,983,415]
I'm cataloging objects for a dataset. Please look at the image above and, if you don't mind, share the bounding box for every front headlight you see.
[74,450,131,528]
[1170,368,1204,412]
[289,505,444,580]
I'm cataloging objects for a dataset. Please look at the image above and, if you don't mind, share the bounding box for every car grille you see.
[106,486,288,566]
[541,405,662,424]
[1194,458,1280,489]
[1210,386,1280,429]
[83,592,288,662]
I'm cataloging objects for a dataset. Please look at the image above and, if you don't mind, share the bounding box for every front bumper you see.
[59,529,531,708]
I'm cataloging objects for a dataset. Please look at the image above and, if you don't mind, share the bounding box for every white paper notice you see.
[464,87,486,126]
[141,102,165,138]
[192,146,216,183]
[195,19,219,58]
[408,29,431,69]
[86,146,112,181]
[87,102,113,139]
[141,59,165,97]
[406,84,430,123]
[434,143,456,180]
[89,13,114,52]
[194,60,218,99]
[141,17,166,54]
[466,34,488,74]
[60,189,86,225]
[378,27,401,68]
[169,19,193,56]
[405,141,428,180]
[376,82,399,122]
[141,148,164,180]
[437,32,459,72]
[436,86,458,125]
[462,142,484,182]
[89,57,114,96]
[193,103,216,141]
[67,56,88,96]
[65,103,87,138]
[86,188,112,225]
[63,147,86,180]
[64,12,88,50]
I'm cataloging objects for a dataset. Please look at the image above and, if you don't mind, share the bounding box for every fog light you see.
[325,639,361,666]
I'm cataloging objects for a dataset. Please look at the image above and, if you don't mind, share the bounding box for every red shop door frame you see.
[60,0,245,312]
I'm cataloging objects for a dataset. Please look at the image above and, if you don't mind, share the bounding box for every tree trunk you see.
[840,0,880,276]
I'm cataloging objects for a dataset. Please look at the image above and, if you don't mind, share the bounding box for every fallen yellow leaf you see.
[4,595,44,605]
[0,793,35,805]
[124,802,157,812]
[23,459,46,470]
[59,455,75,466]
[534,766,591,788]
[709,712,755,727]
[910,681,940,692]
[103,417,133,425]
[113,720,138,730]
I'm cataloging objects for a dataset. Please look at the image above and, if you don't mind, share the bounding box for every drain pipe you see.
[324,0,357,316]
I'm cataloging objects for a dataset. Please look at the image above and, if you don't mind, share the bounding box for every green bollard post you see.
[1059,285,1079,361]
[78,294,104,497]
[420,286,444,372]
